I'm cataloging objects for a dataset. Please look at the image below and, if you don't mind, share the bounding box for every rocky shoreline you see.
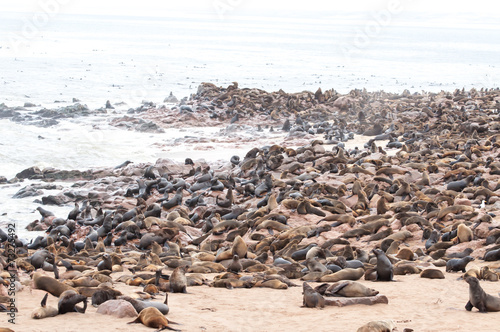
[2,83,500,331]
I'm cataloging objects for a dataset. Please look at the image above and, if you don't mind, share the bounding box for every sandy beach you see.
[7,262,500,332]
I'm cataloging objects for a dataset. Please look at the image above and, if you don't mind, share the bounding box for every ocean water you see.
[0,10,499,239]
[1,11,499,107]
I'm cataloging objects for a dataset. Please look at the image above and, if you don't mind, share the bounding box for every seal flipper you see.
[156,326,181,332]
[75,298,87,313]
[326,281,350,296]
[53,263,60,280]
[465,300,473,311]
[41,293,49,307]
[127,317,142,324]
[59,259,74,270]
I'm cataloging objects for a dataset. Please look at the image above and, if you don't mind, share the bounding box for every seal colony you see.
[3,83,500,331]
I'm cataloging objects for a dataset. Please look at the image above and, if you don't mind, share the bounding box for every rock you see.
[12,186,44,199]
[164,92,179,103]
[16,166,42,179]
[23,102,37,107]
[96,299,138,318]
[324,294,389,307]
[136,121,164,133]
[41,195,70,206]
[180,105,193,113]
[0,103,20,118]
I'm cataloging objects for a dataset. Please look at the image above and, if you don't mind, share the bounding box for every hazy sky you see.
[0,0,493,17]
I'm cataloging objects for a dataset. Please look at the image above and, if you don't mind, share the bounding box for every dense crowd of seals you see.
[2,83,500,330]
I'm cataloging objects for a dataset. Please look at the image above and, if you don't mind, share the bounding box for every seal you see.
[231,235,248,258]
[319,267,365,282]
[446,256,474,272]
[97,253,112,271]
[169,266,188,293]
[30,250,55,270]
[58,290,88,314]
[227,255,243,273]
[128,307,180,331]
[453,223,473,243]
[465,276,500,312]
[420,268,445,279]
[483,248,500,261]
[33,272,75,297]
[305,257,328,273]
[302,282,325,308]
[372,249,393,281]
[322,281,379,297]
[31,293,58,319]
[91,287,122,307]
[357,320,397,332]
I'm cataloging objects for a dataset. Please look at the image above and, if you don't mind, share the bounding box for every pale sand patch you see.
[6,265,500,332]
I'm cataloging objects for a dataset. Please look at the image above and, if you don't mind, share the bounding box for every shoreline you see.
[2,83,500,331]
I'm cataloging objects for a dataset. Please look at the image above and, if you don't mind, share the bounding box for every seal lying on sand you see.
[31,293,58,319]
[128,307,180,331]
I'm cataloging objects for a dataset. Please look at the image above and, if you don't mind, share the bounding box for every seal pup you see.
[169,266,188,293]
[97,253,112,271]
[465,276,500,312]
[31,293,58,319]
[227,255,243,273]
[357,320,397,332]
[446,256,474,272]
[302,282,325,308]
[372,249,394,281]
[128,307,180,331]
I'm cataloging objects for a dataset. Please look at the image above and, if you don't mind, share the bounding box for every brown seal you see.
[465,276,500,312]
[385,240,400,255]
[420,268,445,279]
[305,257,328,273]
[231,235,248,258]
[31,293,58,319]
[319,267,365,282]
[393,263,421,275]
[321,281,379,297]
[452,223,473,243]
[58,290,88,314]
[169,266,188,293]
[227,255,243,273]
[302,282,325,308]
[33,272,76,297]
[395,248,414,261]
[91,287,122,306]
[480,267,499,281]
[128,307,180,331]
